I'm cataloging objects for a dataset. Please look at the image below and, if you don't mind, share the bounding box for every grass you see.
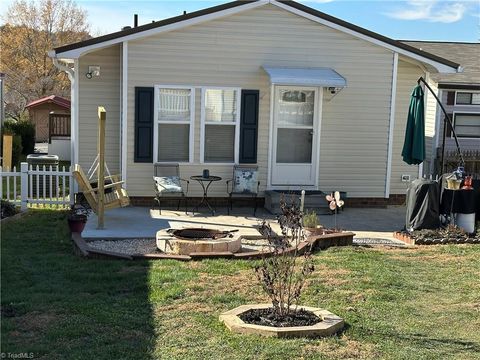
[2,210,480,360]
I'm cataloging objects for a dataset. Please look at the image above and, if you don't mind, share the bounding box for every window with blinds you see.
[156,87,193,162]
[454,113,480,138]
[202,88,239,163]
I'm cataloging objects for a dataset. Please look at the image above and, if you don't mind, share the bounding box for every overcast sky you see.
[1,0,478,42]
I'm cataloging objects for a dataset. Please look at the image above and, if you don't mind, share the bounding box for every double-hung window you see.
[453,113,480,138]
[155,86,194,162]
[201,88,240,163]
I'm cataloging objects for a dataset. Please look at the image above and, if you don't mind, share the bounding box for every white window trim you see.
[153,85,195,164]
[454,90,480,106]
[451,111,480,140]
[200,86,241,164]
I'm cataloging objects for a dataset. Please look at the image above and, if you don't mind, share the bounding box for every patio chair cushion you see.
[233,168,258,194]
[154,176,183,193]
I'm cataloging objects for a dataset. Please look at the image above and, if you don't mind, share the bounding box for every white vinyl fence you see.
[1,162,73,210]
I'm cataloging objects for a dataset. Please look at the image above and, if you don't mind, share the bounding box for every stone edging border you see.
[220,303,344,338]
[71,231,355,261]
[393,231,415,245]
[1,211,29,224]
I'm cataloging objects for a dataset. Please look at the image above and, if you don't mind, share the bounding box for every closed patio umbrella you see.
[402,85,425,165]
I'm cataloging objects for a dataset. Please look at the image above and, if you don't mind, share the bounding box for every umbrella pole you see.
[441,120,447,174]
[417,77,465,173]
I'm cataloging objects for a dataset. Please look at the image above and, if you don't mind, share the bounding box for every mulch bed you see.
[394,226,480,245]
[238,307,321,328]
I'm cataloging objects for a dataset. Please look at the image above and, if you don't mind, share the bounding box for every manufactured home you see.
[49,0,461,205]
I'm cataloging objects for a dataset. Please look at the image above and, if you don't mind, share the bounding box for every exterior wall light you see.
[86,65,100,79]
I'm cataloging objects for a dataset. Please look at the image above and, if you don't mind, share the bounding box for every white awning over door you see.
[262,66,347,87]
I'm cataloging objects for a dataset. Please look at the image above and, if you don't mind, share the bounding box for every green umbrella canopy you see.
[402,85,425,165]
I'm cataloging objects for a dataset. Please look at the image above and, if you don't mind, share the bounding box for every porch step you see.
[264,190,330,214]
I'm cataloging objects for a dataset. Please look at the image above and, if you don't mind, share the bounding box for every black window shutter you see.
[446,91,455,105]
[239,90,259,164]
[134,87,154,163]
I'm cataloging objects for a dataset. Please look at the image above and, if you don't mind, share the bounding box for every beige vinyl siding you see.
[126,4,394,197]
[389,59,423,194]
[78,45,121,174]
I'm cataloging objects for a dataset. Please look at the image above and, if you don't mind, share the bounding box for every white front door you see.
[271,86,321,186]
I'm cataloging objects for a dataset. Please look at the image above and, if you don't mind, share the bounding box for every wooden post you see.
[97,106,106,229]
[2,134,12,170]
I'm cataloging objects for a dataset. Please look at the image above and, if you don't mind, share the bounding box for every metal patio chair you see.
[226,165,260,216]
[153,163,189,214]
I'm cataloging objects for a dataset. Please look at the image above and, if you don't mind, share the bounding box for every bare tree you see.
[0,0,90,120]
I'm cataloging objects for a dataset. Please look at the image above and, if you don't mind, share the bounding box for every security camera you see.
[328,87,336,94]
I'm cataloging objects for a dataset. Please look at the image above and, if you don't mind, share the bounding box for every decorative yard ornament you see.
[326,191,344,230]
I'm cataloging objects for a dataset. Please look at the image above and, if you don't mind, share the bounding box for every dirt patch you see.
[188,270,267,303]
[310,265,352,287]
[14,311,61,332]
[158,302,211,314]
[118,265,148,274]
[302,337,378,359]
[389,253,473,264]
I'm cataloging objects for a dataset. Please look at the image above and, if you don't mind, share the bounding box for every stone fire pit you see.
[156,228,242,255]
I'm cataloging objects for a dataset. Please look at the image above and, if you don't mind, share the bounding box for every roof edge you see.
[50,0,460,72]
[52,0,257,55]
[278,1,460,71]
[400,40,480,45]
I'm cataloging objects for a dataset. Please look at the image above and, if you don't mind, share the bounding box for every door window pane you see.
[204,125,235,162]
[278,90,314,126]
[158,124,190,161]
[276,128,312,163]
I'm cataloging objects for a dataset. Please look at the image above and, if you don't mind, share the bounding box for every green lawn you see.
[2,210,480,360]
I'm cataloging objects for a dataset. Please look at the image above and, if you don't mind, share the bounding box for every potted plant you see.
[67,202,92,234]
[303,209,323,236]
[220,199,344,338]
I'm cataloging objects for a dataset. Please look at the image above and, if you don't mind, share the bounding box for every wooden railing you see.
[49,113,71,143]
[439,149,480,178]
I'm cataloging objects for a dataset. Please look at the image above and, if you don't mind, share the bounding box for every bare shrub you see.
[255,199,314,318]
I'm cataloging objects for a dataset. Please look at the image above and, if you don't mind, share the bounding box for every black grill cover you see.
[405,179,440,231]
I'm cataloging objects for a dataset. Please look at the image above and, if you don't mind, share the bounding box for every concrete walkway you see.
[317,206,406,240]
[83,206,406,240]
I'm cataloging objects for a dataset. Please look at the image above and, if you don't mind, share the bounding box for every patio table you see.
[190,175,222,215]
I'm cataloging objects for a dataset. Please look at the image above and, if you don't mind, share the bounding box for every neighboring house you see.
[402,41,480,174]
[26,95,71,142]
[49,0,461,205]
[25,95,71,160]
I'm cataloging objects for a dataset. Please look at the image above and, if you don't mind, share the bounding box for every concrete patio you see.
[82,205,406,240]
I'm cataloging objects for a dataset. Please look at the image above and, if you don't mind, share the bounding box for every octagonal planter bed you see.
[220,304,344,338]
